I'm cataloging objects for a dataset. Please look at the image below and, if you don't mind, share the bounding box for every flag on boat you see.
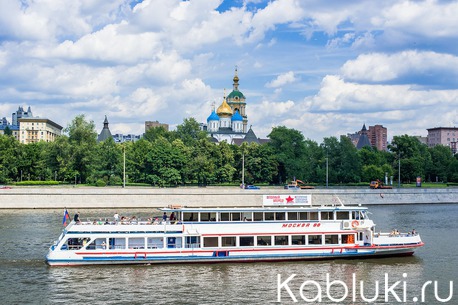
[62,209,70,226]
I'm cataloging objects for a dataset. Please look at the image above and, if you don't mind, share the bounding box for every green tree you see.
[214,141,236,183]
[3,126,12,136]
[268,126,307,184]
[244,143,278,184]
[17,142,48,180]
[91,137,122,184]
[46,136,74,182]
[144,126,170,142]
[321,137,340,184]
[147,137,190,186]
[389,135,431,183]
[448,156,458,182]
[427,145,453,182]
[65,114,98,183]
[336,136,361,183]
[174,117,207,146]
[128,139,153,183]
[186,139,217,185]
[0,135,19,183]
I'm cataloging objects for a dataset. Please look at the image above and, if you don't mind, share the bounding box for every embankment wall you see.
[1,187,457,209]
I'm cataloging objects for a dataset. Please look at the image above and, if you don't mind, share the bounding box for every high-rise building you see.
[427,127,458,154]
[349,124,388,151]
[368,125,388,151]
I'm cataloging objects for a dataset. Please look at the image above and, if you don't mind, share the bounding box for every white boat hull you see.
[46,243,423,266]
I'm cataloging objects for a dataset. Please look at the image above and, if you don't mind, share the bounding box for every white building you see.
[19,117,62,144]
[205,69,248,143]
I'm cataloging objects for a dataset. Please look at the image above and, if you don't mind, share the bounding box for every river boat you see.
[46,195,424,266]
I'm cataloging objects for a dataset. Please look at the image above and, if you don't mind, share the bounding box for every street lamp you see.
[326,157,329,188]
[241,151,245,189]
[398,153,401,188]
[326,149,329,189]
[123,145,126,188]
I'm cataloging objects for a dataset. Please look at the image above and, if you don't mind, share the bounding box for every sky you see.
[0,0,457,143]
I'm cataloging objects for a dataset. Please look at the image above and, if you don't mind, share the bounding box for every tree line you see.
[1,114,457,186]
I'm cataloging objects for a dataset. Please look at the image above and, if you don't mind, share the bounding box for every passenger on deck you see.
[114,212,119,222]
[162,212,167,222]
[169,212,175,222]
[412,229,416,235]
[74,212,80,223]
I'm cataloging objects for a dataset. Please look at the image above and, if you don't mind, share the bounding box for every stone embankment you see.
[1,186,457,209]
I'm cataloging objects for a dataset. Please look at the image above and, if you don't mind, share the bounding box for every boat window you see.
[183,212,196,222]
[291,235,305,245]
[87,238,107,250]
[308,235,322,245]
[242,212,252,221]
[342,234,355,244]
[253,212,263,221]
[309,212,319,220]
[201,212,216,222]
[185,236,200,248]
[231,213,241,221]
[147,237,163,249]
[274,235,288,245]
[257,236,272,246]
[203,237,218,247]
[275,212,286,221]
[298,212,308,220]
[240,236,254,247]
[325,235,339,244]
[62,237,89,250]
[221,236,236,247]
[321,212,333,220]
[109,237,126,250]
[128,237,145,249]
[351,211,360,220]
[336,211,349,220]
[167,237,180,248]
[288,212,298,220]
[264,212,275,221]
[220,213,230,221]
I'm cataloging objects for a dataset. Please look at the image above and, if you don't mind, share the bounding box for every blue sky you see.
[0,0,457,142]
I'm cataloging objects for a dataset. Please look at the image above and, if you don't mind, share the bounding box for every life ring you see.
[351,220,359,228]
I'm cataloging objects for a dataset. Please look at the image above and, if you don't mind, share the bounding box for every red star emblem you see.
[285,196,295,203]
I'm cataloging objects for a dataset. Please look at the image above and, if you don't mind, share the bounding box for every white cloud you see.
[378,0,458,38]
[266,71,297,88]
[247,0,305,42]
[341,51,458,83]
[2,0,458,142]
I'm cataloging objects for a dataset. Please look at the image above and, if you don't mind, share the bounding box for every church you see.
[204,69,266,145]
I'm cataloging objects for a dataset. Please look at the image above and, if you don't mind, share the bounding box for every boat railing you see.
[375,232,419,238]
[75,219,183,226]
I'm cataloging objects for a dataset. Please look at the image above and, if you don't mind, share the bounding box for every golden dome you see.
[216,97,232,116]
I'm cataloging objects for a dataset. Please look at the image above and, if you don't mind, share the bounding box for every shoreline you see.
[1,186,457,209]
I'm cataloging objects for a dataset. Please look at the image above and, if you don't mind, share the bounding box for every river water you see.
[0,204,456,304]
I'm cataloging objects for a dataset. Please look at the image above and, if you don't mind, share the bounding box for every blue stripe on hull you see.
[47,249,401,266]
